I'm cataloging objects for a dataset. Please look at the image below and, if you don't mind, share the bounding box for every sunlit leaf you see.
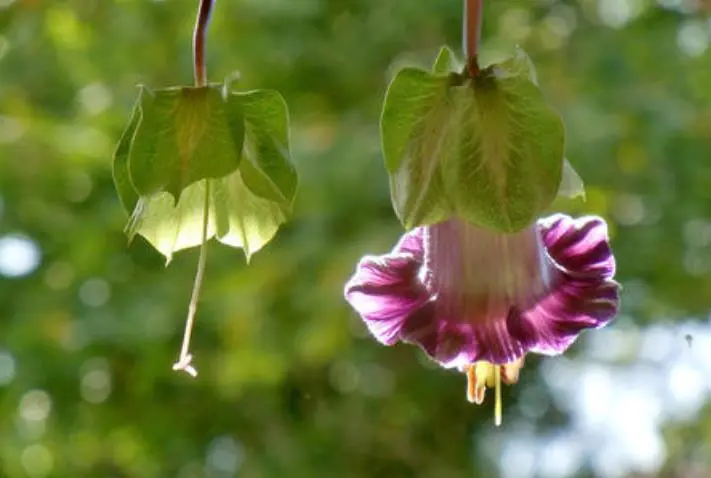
[123,170,286,264]
[380,48,565,232]
[432,45,462,75]
[558,159,586,200]
[213,163,287,260]
[112,98,141,213]
[112,81,295,261]
[127,85,245,202]
[491,47,539,86]
[446,62,565,232]
[380,68,454,228]
[233,89,297,210]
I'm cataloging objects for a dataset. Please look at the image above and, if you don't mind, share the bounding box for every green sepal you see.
[558,159,586,200]
[127,84,245,203]
[380,46,567,232]
[121,174,286,264]
[232,89,297,210]
[432,45,462,75]
[111,78,297,262]
[112,97,141,213]
[380,68,454,228]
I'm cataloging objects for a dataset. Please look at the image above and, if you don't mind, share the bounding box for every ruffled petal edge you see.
[509,214,620,355]
[344,228,429,345]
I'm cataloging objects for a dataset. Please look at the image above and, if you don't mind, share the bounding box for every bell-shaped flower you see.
[344,214,620,425]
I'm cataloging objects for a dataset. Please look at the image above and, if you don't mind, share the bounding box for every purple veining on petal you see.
[538,214,616,278]
[344,214,620,368]
[401,314,529,370]
[393,227,425,257]
[344,229,429,345]
[417,219,555,365]
[510,215,620,355]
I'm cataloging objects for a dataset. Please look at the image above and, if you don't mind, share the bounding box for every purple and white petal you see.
[538,214,616,279]
[344,252,429,345]
[393,227,425,258]
[509,215,620,355]
[344,213,620,369]
[415,219,551,365]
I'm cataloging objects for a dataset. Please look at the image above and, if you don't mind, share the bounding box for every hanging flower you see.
[344,214,620,425]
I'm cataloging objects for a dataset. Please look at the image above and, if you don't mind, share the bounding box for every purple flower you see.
[344,214,619,424]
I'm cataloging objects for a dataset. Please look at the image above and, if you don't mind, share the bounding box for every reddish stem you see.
[193,0,215,87]
[463,0,484,77]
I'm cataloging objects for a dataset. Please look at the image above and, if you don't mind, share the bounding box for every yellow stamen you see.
[464,359,525,426]
[466,365,477,403]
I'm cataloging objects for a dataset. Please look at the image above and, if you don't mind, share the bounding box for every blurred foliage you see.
[1,0,711,477]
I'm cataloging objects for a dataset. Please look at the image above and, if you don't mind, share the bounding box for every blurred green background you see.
[2,0,711,477]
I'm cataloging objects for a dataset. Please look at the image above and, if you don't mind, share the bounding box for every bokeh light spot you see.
[0,234,41,278]
[66,171,93,203]
[21,444,54,478]
[0,349,17,386]
[206,436,244,476]
[80,358,112,404]
[598,0,645,29]
[19,390,52,422]
[0,115,24,143]
[77,82,113,116]
[0,36,9,62]
[329,360,359,393]
[677,21,709,57]
[79,278,111,307]
[500,434,535,478]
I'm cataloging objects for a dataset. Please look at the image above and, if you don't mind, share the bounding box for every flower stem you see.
[172,182,211,377]
[193,0,215,87]
[463,0,483,77]
[172,0,216,378]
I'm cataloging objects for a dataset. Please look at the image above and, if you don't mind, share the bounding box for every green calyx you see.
[112,78,297,262]
[380,46,583,232]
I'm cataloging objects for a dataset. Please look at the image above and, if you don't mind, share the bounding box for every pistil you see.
[494,364,502,426]
[465,360,522,426]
